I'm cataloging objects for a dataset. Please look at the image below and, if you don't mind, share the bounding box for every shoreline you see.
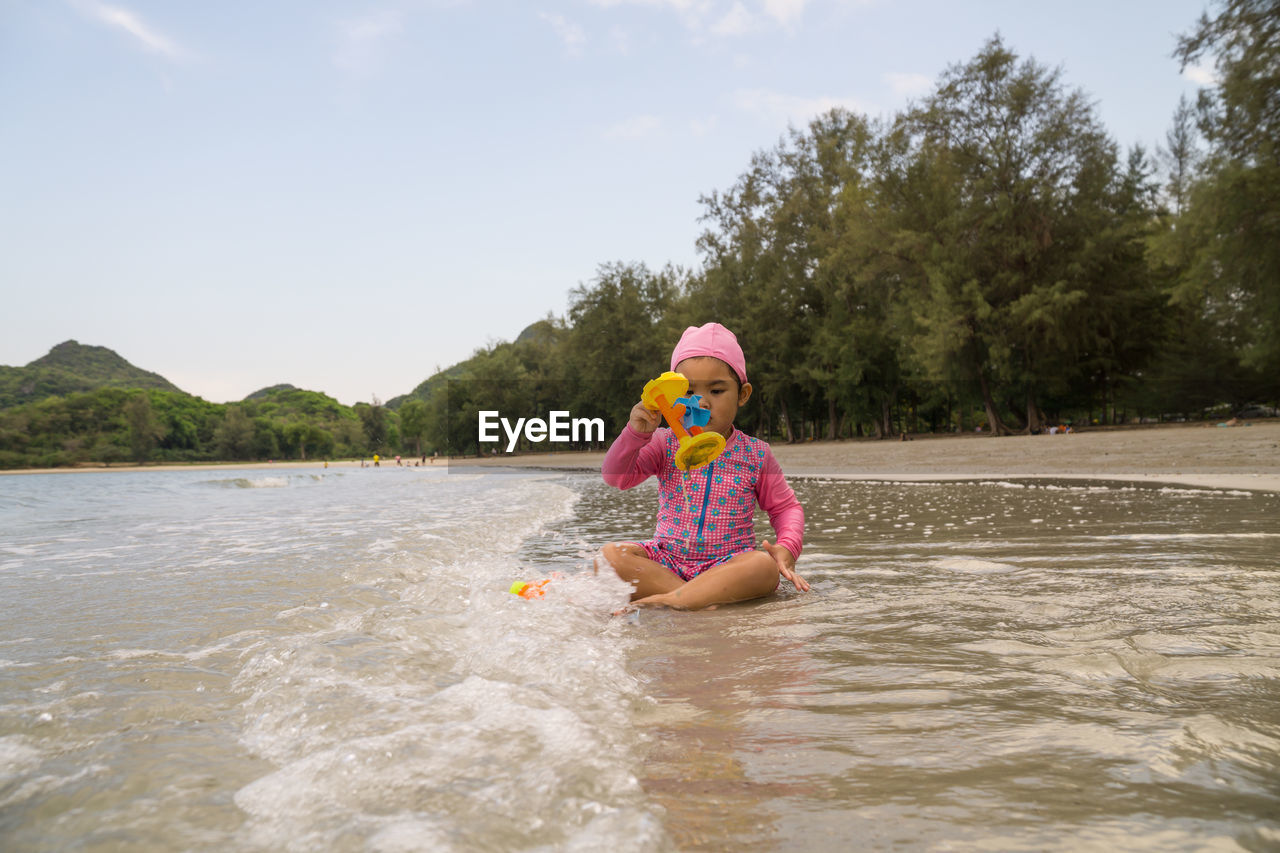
[3,421,1278,493]
[451,419,1280,493]
[0,459,374,475]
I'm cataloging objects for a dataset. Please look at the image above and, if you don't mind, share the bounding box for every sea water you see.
[1,467,1277,851]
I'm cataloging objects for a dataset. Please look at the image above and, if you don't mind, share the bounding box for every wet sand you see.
[457,420,1280,493]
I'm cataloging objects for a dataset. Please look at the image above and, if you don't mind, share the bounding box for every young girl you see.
[601,323,808,610]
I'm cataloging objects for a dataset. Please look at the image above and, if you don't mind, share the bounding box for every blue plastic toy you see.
[641,373,725,471]
[676,395,711,430]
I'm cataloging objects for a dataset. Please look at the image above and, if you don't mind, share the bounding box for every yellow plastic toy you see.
[641,371,726,471]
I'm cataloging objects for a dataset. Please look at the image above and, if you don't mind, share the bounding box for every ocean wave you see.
[204,476,291,489]
[932,557,1020,573]
[228,475,653,849]
[201,473,337,490]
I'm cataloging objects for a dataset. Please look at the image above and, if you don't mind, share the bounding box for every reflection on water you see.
[566,477,1280,851]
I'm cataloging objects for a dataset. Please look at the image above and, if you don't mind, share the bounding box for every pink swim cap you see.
[670,322,748,385]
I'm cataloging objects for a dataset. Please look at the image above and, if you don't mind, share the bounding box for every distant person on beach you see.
[599,322,808,610]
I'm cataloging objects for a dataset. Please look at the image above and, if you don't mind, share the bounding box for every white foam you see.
[221,475,649,849]
[0,736,43,781]
[932,557,1020,574]
[205,476,292,489]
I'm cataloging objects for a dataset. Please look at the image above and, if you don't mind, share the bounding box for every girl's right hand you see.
[628,401,661,434]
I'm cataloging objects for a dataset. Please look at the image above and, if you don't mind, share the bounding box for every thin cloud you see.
[762,0,807,26]
[74,0,185,59]
[1182,61,1218,86]
[884,71,933,98]
[587,0,707,30]
[588,0,818,37]
[334,10,404,75]
[609,25,632,55]
[333,2,473,76]
[602,114,664,140]
[732,87,871,125]
[690,115,719,137]
[540,11,587,54]
[711,2,755,36]
[587,0,702,10]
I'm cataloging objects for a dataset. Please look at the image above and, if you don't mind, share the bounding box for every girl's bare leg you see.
[632,550,778,611]
[601,542,685,600]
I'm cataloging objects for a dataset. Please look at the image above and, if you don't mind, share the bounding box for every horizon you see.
[3,0,1212,405]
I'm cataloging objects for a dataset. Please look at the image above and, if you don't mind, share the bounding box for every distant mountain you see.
[514,318,557,344]
[0,340,183,409]
[241,383,352,419]
[244,383,299,402]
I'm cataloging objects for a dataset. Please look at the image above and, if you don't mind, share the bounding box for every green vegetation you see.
[3,5,1275,467]
[0,370,401,469]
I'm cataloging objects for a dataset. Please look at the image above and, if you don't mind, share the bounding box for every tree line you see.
[0,386,423,469]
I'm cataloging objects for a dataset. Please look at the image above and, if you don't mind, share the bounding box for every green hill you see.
[0,341,182,409]
[243,383,300,402]
[241,385,353,422]
[514,318,557,345]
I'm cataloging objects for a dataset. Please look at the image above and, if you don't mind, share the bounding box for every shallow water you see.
[1,469,1278,850]
[572,477,1280,851]
[1,468,652,851]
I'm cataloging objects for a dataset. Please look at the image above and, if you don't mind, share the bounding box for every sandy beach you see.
[454,420,1280,493]
[6,421,1279,492]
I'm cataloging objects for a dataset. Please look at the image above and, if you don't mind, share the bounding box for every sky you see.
[2,0,1216,406]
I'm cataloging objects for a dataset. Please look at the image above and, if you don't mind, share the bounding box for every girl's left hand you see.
[763,540,809,592]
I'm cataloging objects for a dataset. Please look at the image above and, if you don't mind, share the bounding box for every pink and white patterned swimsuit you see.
[602,425,805,581]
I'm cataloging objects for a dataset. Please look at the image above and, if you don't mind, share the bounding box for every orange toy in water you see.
[508,572,562,599]
[509,578,550,599]
[641,371,726,471]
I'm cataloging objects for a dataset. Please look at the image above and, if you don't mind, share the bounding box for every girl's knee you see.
[601,543,651,585]
[735,549,773,571]
[602,542,640,566]
[717,550,780,594]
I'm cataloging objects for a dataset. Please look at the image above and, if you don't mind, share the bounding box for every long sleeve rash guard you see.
[602,424,805,562]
